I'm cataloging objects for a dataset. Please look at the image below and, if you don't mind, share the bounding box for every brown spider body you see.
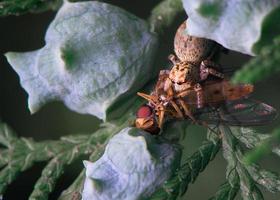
[174,20,217,65]
[165,20,225,101]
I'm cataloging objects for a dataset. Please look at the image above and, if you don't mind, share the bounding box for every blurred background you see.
[0,0,280,199]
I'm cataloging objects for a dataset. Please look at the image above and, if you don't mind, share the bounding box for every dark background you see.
[0,1,280,199]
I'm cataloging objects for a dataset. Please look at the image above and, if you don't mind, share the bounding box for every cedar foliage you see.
[1,0,280,199]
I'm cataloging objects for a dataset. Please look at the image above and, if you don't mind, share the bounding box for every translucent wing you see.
[197,98,277,126]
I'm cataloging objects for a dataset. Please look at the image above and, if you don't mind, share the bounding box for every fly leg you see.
[200,60,225,81]
[156,104,166,129]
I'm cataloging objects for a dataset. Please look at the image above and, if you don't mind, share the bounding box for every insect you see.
[135,77,277,134]
[135,69,262,134]
[134,19,277,134]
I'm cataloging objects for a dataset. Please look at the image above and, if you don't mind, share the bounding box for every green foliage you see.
[0,122,118,199]
[220,125,264,200]
[149,132,221,199]
[230,127,280,157]
[242,127,280,164]
[248,164,280,193]
[148,0,184,35]
[150,124,280,200]
[0,0,97,16]
[0,0,62,16]
[253,6,280,53]
[208,125,280,200]
[232,36,280,84]
[1,0,280,199]
[209,181,239,200]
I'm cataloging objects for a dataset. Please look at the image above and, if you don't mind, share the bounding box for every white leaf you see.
[82,127,181,200]
[5,1,158,120]
[183,0,280,55]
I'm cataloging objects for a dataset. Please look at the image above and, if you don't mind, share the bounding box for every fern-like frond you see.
[58,169,85,200]
[0,0,62,16]
[230,127,280,163]
[57,133,110,200]
[149,136,221,200]
[220,125,264,200]
[247,164,280,193]
[232,35,280,84]
[0,123,117,199]
[209,181,239,200]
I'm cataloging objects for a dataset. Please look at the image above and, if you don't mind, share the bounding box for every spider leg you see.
[168,54,180,65]
[199,120,221,136]
[164,78,174,98]
[178,99,196,122]
[200,60,225,81]
[177,98,220,135]
[175,89,191,98]
[169,100,184,118]
[194,83,204,109]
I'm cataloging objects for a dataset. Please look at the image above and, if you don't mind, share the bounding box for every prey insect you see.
[135,70,275,134]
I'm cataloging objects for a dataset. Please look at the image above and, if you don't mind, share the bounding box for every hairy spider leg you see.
[178,99,196,121]
[200,61,225,81]
[194,83,204,109]
[168,54,180,65]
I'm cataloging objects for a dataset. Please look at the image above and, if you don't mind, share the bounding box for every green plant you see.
[1,0,280,199]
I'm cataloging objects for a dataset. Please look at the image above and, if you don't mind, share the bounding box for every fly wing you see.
[196,98,277,126]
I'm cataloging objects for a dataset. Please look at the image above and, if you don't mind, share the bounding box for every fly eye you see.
[136,105,152,118]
